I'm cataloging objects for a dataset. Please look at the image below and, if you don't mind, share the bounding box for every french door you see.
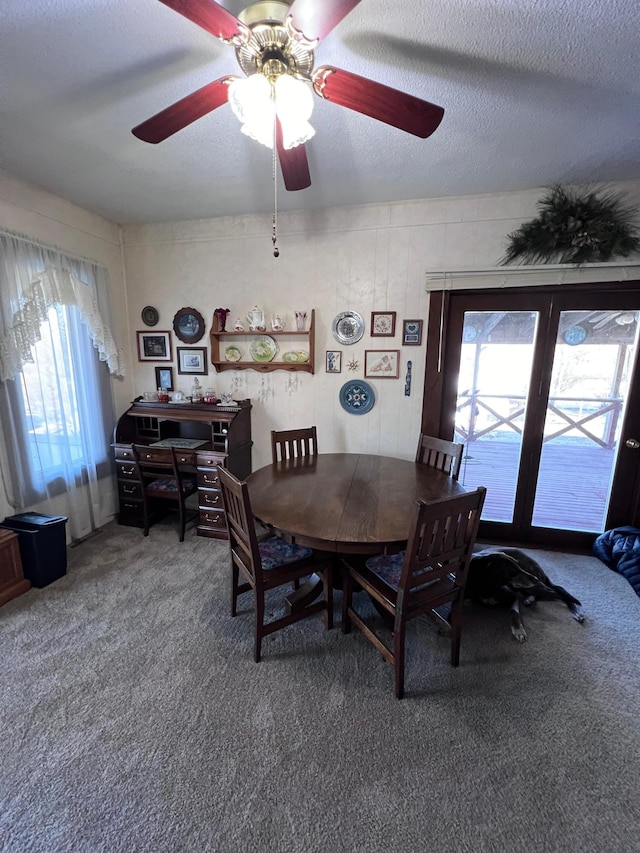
[423,283,640,549]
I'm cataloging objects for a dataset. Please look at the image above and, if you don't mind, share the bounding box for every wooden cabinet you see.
[210,309,315,373]
[0,528,30,606]
[112,399,252,539]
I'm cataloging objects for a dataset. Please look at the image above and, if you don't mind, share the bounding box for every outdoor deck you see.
[458,438,614,532]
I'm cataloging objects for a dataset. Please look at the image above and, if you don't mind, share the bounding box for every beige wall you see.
[4,170,639,523]
[0,170,134,523]
[121,188,547,470]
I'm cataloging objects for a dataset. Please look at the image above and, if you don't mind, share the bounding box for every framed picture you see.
[173,307,205,344]
[402,319,423,346]
[364,349,400,378]
[177,346,208,375]
[155,366,174,391]
[326,351,342,373]
[137,330,172,362]
[371,311,396,337]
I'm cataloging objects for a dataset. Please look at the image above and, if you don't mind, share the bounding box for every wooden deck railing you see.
[455,393,623,449]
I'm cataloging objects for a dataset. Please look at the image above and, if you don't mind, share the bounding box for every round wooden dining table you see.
[247,452,467,556]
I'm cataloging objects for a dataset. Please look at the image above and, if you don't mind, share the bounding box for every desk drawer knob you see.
[122,486,136,495]
[121,466,134,476]
[203,512,221,524]
[204,494,220,505]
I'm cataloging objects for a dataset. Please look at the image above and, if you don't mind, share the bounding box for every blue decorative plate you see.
[339,380,375,415]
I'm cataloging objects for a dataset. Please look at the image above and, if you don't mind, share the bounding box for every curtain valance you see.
[0,230,125,382]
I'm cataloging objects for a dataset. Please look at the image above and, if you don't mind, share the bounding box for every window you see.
[0,231,123,540]
[17,305,112,493]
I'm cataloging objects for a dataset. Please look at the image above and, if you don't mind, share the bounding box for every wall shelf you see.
[210,309,315,374]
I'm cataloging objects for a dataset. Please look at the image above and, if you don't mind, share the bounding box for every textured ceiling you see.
[1,0,639,224]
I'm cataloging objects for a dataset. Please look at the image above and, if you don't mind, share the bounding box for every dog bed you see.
[593,526,640,599]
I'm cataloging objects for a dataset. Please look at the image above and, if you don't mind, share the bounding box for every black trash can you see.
[0,513,68,588]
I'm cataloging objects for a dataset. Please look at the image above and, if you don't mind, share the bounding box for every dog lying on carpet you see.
[465,547,585,642]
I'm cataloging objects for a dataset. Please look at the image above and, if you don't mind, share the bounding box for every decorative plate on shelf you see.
[224,345,242,362]
[282,351,309,363]
[250,335,277,362]
[332,311,364,345]
[339,380,375,415]
[141,305,159,327]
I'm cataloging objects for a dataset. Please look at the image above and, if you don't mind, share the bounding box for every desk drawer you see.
[118,481,143,501]
[199,490,223,510]
[113,444,134,462]
[199,508,226,532]
[197,468,221,488]
[196,453,225,469]
[117,461,138,479]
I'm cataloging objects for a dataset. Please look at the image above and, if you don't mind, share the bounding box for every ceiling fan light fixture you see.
[229,72,314,151]
[274,74,315,150]
[228,74,275,147]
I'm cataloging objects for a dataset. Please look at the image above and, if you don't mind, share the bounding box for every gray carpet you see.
[1,520,639,853]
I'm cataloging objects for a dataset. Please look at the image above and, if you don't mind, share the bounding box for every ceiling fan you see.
[132,0,445,192]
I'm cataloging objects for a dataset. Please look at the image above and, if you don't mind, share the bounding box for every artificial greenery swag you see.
[501,184,640,267]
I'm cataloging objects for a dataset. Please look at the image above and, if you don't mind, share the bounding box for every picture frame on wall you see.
[364,349,400,378]
[402,319,423,346]
[370,311,396,337]
[326,351,342,373]
[155,366,174,391]
[177,346,208,375]
[136,330,172,362]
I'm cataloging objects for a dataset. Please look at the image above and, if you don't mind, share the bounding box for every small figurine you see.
[191,377,203,403]
[214,307,230,332]
[272,315,284,331]
[233,317,245,332]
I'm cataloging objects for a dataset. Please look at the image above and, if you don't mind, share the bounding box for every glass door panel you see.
[532,309,640,532]
[455,311,538,523]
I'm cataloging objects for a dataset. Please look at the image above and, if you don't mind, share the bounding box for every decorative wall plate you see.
[141,305,159,326]
[250,335,277,362]
[224,345,242,362]
[173,307,205,343]
[563,324,587,346]
[332,311,364,345]
[339,380,375,415]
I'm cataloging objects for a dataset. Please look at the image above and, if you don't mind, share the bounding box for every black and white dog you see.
[465,547,585,642]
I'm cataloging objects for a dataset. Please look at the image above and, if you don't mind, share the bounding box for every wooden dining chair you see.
[342,486,486,699]
[271,426,318,463]
[415,433,464,480]
[217,465,333,662]
[131,444,199,542]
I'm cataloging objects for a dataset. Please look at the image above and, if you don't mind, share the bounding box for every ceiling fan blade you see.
[287,0,362,44]
[158,0,249,43]
[276,122,311,191]
[312,66,444,139]
[132,76,235,143]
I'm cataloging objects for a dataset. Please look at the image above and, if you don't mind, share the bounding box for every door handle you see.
[625,438,640,449]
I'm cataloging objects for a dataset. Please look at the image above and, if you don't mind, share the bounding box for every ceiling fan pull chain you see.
[272,117,280,258]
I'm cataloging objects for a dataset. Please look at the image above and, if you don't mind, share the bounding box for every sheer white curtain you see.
[0,230,125,540]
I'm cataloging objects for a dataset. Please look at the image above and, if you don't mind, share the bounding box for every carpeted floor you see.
[1,519,639,853]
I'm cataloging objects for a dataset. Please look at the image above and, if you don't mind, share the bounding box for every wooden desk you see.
[247,453,466,556]
[112,399,252,539]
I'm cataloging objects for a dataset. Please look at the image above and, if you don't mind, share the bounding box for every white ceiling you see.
[2,0,639,225]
